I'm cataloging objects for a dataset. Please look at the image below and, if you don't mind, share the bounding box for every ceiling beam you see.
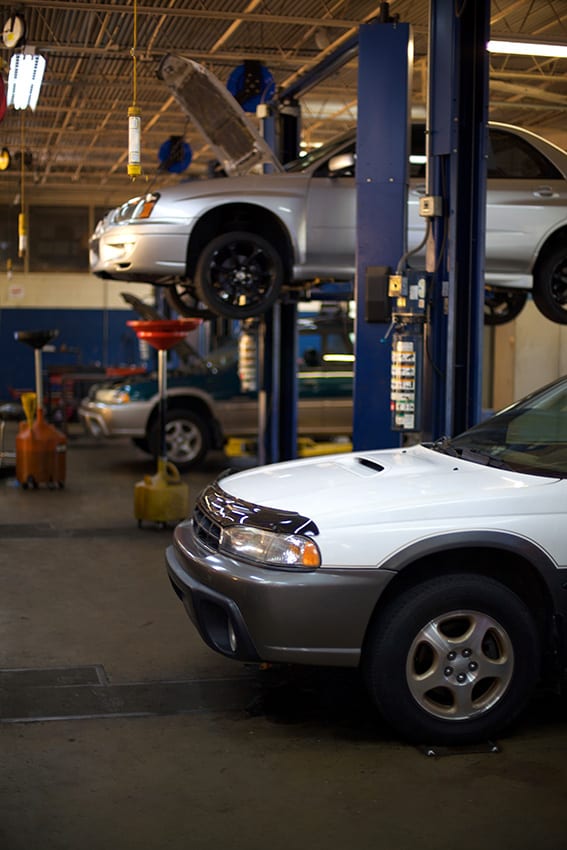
[2,1,366,29]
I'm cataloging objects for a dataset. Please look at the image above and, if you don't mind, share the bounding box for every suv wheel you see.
[484,287,527,325]
[195,230,284,319]
[533,245,567,323]
[149,408,210,470]
[362,573,540,745]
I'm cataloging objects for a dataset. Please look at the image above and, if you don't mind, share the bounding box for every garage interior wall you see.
[0,272,153,400]
[492,300,567,409]
[3,264,565,419]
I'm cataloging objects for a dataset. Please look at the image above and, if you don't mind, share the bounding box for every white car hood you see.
[221,445,558,530]
[157,54,283,177]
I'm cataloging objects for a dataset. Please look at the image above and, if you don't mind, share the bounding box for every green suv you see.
[78,309,354,469]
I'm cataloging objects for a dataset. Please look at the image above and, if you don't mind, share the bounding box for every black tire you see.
[164,285,216,320]
[195,230,284,319]
[362,573,540,745]
[533,245,567,324]
[148,408,210,471]
[484,288,527,325]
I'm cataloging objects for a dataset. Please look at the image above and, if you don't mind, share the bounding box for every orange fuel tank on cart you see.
[15,410,67,489]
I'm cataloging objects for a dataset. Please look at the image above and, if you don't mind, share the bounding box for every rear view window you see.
[487,130,563,180]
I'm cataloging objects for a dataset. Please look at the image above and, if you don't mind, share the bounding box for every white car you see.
[166,375,567,745]
[91,56,567,325]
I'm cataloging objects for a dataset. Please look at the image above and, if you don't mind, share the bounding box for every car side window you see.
[298,318,354,372]
[487,129,563,179]
[409,124,426,179]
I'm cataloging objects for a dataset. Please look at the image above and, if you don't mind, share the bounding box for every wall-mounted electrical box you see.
[389,271,430,432]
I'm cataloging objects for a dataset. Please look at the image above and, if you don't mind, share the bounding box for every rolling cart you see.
[14,330,67,489]
[127,319,201,526]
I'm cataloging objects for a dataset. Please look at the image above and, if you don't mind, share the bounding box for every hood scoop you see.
[358,457,385,472]
[349,456,385,476]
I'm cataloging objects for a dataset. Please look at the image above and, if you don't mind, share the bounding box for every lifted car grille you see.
[193,505,221,551]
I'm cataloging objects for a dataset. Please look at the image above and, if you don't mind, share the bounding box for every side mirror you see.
[328,152,355,176]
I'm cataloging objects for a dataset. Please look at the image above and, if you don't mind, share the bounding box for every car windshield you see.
[282,124,427,177]
[284,131,355,173]
[429,377,567,478]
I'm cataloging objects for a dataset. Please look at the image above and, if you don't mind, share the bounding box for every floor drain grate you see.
[0,666,257,723]
[0,525,161,539]
[0,665,108,688]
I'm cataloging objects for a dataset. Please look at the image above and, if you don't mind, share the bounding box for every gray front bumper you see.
[165,527,396,667]
[78,400,148,438]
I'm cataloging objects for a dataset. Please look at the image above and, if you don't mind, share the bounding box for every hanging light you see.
[7,51,46,111]
[127,0,141,177]
[128,105,141,177]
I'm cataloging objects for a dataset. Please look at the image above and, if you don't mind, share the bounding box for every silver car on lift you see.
[90,55,567,325]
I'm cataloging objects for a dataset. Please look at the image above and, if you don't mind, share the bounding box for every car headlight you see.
[133,193,159,219]
[220,525,321,569]
[94,388,131,404]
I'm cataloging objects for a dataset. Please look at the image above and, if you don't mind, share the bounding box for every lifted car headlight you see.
[133,193,159,219]
[220,525,321,569]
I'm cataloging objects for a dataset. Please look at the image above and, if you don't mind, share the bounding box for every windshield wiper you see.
[428,439,511,469]
[428,437,460,458]
[455,447,512,469]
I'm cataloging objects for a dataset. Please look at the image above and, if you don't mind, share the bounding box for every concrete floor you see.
[1,424,567,850]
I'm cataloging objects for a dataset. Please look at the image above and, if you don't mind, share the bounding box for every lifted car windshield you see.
[284,131,356,173]
[430,377,567,478]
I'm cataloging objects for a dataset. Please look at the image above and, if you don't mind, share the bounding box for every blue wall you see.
[0,309,144,401]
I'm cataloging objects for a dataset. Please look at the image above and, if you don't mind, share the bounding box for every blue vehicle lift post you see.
[257,36,362,465]
[353,17,413,450]
[257,0,490,463]
[422,0,490,438]
[259,17,410,462]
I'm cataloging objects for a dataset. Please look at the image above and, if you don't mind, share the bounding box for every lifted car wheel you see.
[362,573,540,745]
[195,230,284,319]
[533,245,567,323]
[484,288,527,325]
[149,408,210,470]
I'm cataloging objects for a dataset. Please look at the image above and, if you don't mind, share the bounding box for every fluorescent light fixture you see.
[322,353,355,363]
[487,39,567,58]
[7,52,46,110]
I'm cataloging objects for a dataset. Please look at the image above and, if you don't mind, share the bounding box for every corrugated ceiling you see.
[0,0,566,206]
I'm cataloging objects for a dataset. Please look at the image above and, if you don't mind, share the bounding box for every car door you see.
[485,127,567,279]
[302,125,430,275]
[297,316,354,434]
[303,141,357,278]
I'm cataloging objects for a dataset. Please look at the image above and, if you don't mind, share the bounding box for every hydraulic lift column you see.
[422,0,491,438]
[353,19,413,450]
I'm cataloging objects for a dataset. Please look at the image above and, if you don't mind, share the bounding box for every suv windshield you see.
[283,124,428,177]
[284,131,356,173]
[430,377,567,478]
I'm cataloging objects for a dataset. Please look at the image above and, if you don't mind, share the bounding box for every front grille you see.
[193,504,222,551]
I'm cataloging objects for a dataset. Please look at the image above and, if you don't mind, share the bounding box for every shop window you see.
[28,206,89,272]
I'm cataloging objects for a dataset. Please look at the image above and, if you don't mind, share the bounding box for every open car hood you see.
[157,54,284,177]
